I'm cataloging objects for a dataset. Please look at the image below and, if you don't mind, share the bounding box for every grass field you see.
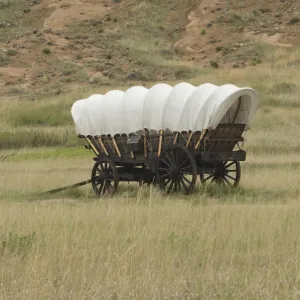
[1,41,300,298]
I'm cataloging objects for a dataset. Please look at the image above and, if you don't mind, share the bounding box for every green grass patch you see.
[270,82,297,94]
[58,61,89,83]
[0,129,81,149]
[10,102,74,127]
[217,11,256,28]
[7,49,17,56]
[2,146,92,162]
[0,53,9,66]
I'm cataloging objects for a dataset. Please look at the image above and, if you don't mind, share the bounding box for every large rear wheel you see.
[156,144,197,195]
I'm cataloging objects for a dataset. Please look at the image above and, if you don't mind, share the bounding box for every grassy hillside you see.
[1,0,300,95]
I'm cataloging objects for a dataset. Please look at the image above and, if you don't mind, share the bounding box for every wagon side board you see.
[78,123,247,182]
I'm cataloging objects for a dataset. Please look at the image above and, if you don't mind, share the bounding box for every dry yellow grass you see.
[1,44,300,299]
[1,201,300,299]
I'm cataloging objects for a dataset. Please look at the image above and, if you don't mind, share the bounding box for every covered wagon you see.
[71,82,259,197]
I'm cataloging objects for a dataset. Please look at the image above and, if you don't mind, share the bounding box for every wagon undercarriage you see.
[85,123,246,197]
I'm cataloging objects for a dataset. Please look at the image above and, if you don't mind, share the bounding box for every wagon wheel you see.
[156,144,197,195]
[91,160,119,197]
[199,161,241,188]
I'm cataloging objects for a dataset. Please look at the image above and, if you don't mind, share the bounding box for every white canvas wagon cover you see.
[71,82,259,136]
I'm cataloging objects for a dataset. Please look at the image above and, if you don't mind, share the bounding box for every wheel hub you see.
[97,174,106,181]
[215,163,225,177]
[170,165,180,180]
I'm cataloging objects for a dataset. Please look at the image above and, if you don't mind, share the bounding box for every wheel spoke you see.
[167,180,174,192]
[179,156,190,168]
[224,173,236,181]
[224,161,235,169]
[162,178,172,188]
[94,175,100,184]
[223,176,232,187]
[158,167,169,171]
[161,158,172,168]
[202,174,214,183]
[180,177,189,192]
[107,182,113,192]
[182,175,191,185]
[177,180,182,191]
[180,165,192,172]
[165,151,173,165]
[161,173,169,179]
[99,182,105,195]
[99,163,105,172]
[101,181,110,196]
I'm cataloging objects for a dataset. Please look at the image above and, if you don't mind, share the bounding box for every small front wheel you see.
[199,161,241,188]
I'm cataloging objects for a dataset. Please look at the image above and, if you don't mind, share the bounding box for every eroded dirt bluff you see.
[0,0,112,95]
[0,0,299,95]
[175,0,298,66]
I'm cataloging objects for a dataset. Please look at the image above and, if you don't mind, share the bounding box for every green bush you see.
[42,48,51,55]
[7,49,17,56]
[288,17,300,25]
[210,61,219,69]
[76,53,83,60]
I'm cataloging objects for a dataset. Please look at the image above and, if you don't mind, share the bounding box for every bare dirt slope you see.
[1,0,300,96]
[175,0,299,67]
